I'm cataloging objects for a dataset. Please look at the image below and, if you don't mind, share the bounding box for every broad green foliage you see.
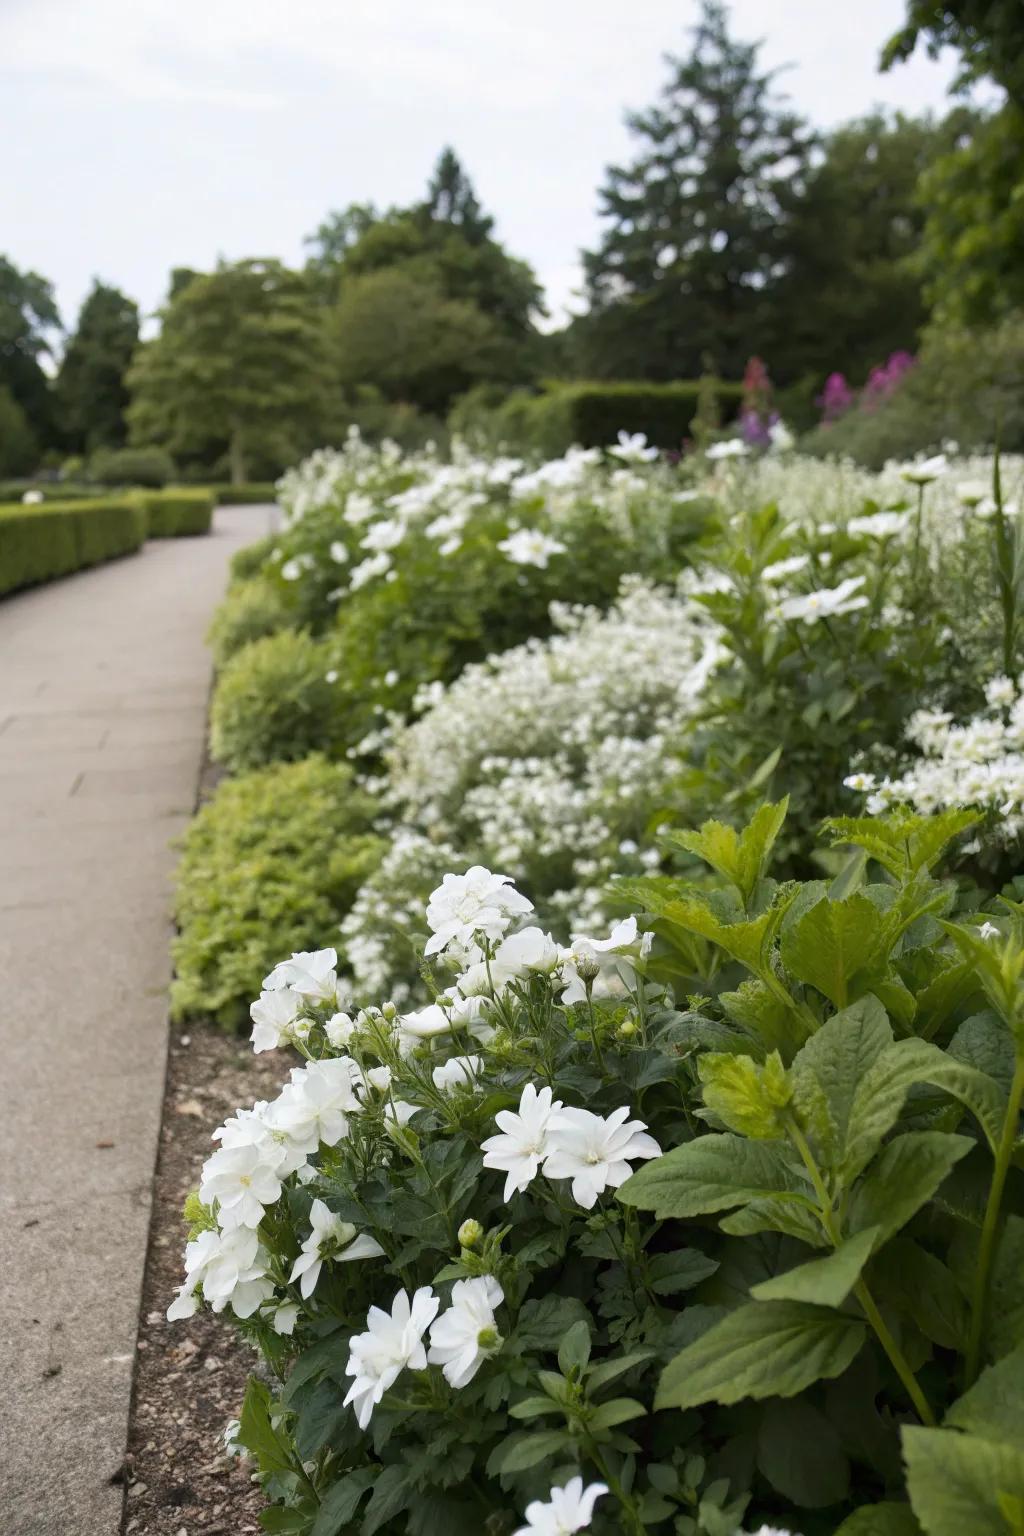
[207,576,296,669]
[170,756,384,1026]
[0,496,146,596]
[209,630,345,773]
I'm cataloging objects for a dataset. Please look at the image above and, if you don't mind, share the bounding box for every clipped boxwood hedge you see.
[212,483,279,504]
[551,380,743,450]
[0,496,147,597]
[140,488,215,537]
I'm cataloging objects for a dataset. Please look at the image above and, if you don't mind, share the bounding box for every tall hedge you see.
[455,380,743,455]
[140,488,215,537]
[211,482,279,505]
[0,497,147,597]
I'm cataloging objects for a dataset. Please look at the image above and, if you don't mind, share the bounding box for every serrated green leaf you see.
[757,1396,851,1509]
[666,799,788,904]
[617,1134,802,1218]
[699,1049,792,1138]
[847,1133,973,1247]
[833,1504,922,1536]
[751,1225,879,1306]
[238,1378,293,1479]
[780,893,887,1008]
[790,995,893,1179]
[361,1464,411,1536]
[659,891,795,978]
[646,1249,719,1296]
[824,809,980,879]
[903,1426,1024,1536]
[946,1342,1024,1444]
[309,1467,376,1536]
[655,1300,866,1410]
[719,1194,828,1247]
[990,1216,1024,1357]
[874,1239,968,1350]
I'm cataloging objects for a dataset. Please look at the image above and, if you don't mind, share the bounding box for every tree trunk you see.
[229,426,247,486]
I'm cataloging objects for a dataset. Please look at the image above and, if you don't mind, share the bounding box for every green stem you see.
[584,1436,647,1536]
[965,1052,1024,1385]
[786,1117,936,1426]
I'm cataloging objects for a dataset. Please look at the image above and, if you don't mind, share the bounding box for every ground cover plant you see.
[167,806,1024,1535]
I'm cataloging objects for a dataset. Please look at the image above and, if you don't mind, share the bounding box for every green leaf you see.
[487,1428,571,1476]
[847,1133,973,1247]
[990,1216,1024,1357]
[780,893,887,1008]
[824,808,981,879]
[655,1300,866,1410]
[513,1295,590,1352]
[719,1194,829,1247]
[946,1342,1024,1445]
[646,1249,719,1296]
[361,1464,411,1536]
[665,798,788,903]
[874,1239,968,1350]
[261,1512,311,1534]
[508,1395,563,1420]
[309,1467,376,1536]
[757,1396,850,1509]
[586,1349,655,1393]
[558,1320,592,1376]
[617,1133,802,1218]
[238,1378,293,1479]
[658,891,794,979]
[833,1504,922,1536]
[698,1049,793,1138]
[587,1397,647,1431]
[903,1426,1024,1536]
[751,1226,879,1307]
[790,995,893,1180]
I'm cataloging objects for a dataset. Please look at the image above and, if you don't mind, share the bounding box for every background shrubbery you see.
[0,496,147,596]
[209,629,345,772]
[170,755,384,1026]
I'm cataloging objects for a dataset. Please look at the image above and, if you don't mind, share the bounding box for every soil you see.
[121,1026,286,1535]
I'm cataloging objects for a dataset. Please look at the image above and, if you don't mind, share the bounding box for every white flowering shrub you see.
[170,803,1024,1535]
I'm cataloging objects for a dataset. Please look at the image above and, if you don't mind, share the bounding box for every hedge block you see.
[0,497,147,596]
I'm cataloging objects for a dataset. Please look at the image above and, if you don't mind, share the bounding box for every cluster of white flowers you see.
[846,675,1024,840]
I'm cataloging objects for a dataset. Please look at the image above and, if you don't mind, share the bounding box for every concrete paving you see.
[0,507,276,1534]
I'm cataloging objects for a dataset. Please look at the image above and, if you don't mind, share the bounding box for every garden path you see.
[0,506,277,1534]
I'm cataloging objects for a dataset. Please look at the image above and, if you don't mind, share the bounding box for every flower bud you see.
[458,1218,484,1249]
[617,1020,638,1039]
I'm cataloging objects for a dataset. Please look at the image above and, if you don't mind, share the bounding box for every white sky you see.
[2,0,969,337]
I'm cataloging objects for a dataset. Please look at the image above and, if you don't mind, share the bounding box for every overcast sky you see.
[3,0,968,338]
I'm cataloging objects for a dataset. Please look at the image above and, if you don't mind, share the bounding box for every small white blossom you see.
[427,1275,504,1387]
[609,430,658,463]
[343,1286,440,1429]
[424,866,534,957]
[289,1199,385,1299]
[432,1055,483,1092]
[498,528,568,569]
[481,1083,562,1200]
[513,1477,609,1536]
[543,1105,661,1209]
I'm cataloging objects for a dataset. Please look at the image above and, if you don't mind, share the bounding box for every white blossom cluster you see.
[846,675,1024,841]
[169,869,660,1456]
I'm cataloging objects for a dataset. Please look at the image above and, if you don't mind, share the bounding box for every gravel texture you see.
[122,1027,285,1535]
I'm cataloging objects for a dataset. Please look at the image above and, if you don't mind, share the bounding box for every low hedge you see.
[0,481,98,502]
[211,483,279,504]
[140,488,215,537]
[0,497,147,597]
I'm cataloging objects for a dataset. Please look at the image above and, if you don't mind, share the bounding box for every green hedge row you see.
[212,483,279,504]
[549,380,744,450]
[0,497,147,597]
[0,481,98,503]
[140,488,215,537]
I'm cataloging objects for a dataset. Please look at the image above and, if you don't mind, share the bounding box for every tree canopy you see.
[0,255,61,449]
[56,281,139,453]
[127,259,338,482]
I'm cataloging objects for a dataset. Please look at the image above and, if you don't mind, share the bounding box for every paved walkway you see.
[0,507,276,1534]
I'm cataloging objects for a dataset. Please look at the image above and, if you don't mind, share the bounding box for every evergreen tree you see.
[56,281,139,452]
[419,147,493,243]
[580,1,814,380]
[882,0,1024,108]
[0,255,61,449]
[127,259,338,483]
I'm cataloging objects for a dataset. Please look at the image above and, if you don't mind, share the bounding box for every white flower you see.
[978,921,1000,941]
[199,1142,283,1229]
[169,1226,274,1319]
[513,1477,609,1536]
[289,1199,385,1299]
[432,1055,483,1092]
[263,947,339,1004]
[349,552,392,589]
[424,866,533,957]
[343,1286,440,1429]
[559,916,652,1005]
[265,1058,360,1150]
[761,554,810,584]
[498,528,568,569]
[428,1275,504,1387]
[543,1106,661,1209]
[847,510,908,539]
[361,518,405,553]
[481,1083,562,1200]
[768,420,794,453]
[986,675,1016,709]
[900,453,947,485]
[326,1011,357,1048]
[396,1002,453,1053]
[775,576,869,625]
[271,1301,300,1335]
[609,430,658,463]
[21,489,43,504]
[706,439,749,460]
[957,480,988,508]
[495,925,560,975]
[843,771,876,792]
[249,987,304,1054]
[329,540,349,564]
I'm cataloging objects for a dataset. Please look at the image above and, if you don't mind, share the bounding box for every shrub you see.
[89,444,175,488]
[0,386,37,477]
[170,755,384,1027]
[168,805,1024,1535]
[801,319,1024,468]
[141,488,215,537]
[0,496,146,596]
[206,575,295,669]
[231,533,279,582]
[478,381,745,455]
[209,629,345,772]
[212,483,279,505]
